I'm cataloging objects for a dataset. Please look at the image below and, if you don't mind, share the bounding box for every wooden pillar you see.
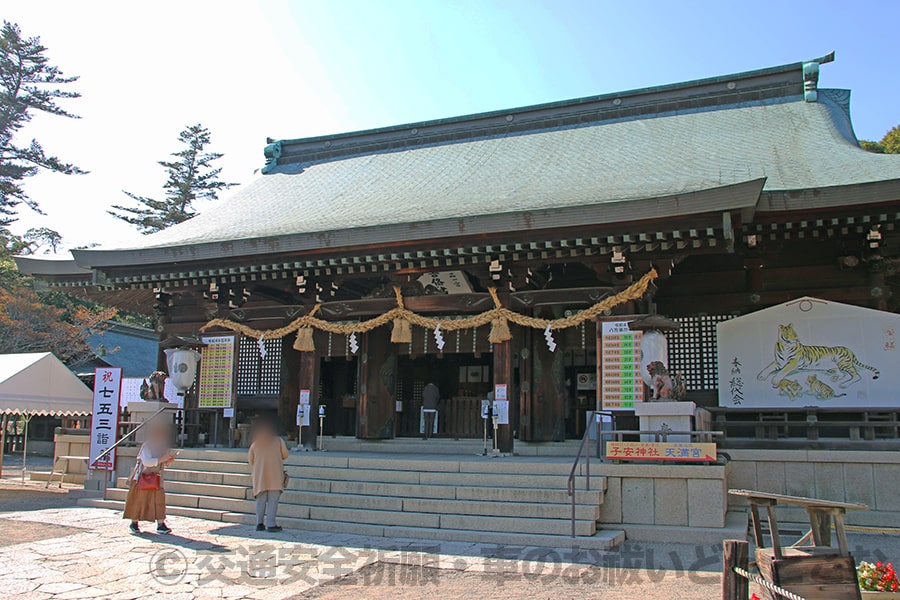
[357,327,397,439]
[519,327,533,441]
[869,270,888,311]
[722,539,749,600]
[493,335,514,453]
[529,308,566,442]
[298,350,318,448]
[282,337,301,439]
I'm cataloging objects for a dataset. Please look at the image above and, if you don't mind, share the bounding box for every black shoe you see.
[129,522,140,534]
[157,523,172,534]
[267,525,283,532]
[256,524,266,531]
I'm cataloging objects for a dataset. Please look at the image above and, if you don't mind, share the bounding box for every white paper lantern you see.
[639,329,669,387]
[164,348,202,392]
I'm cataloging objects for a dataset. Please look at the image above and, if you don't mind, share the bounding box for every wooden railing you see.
[707,407,900,448]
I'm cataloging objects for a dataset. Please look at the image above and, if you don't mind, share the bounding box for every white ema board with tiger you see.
[717,297,897,408]
[757,323,879,401]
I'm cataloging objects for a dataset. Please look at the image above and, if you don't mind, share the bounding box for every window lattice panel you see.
[236,336,283,396]
[668,315,734,391]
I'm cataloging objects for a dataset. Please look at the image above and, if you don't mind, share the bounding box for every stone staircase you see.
[82,448,624,549]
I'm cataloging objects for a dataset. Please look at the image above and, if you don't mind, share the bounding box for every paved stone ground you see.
[0,482,897,599]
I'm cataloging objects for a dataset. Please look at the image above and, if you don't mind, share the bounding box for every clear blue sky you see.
[4,0,900,250]
[280,0,898,136]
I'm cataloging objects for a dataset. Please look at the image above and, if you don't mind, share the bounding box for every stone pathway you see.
[0,502,727,599]
[1,486,896,599]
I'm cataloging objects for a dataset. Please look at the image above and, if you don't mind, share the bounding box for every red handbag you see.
[137,472,161,491]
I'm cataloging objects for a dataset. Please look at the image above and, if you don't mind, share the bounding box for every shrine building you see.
[20,54,900,454]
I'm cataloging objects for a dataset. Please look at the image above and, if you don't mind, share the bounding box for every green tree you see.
[0,21,84,227]
[109,123,236,234]
[860,125,900,154]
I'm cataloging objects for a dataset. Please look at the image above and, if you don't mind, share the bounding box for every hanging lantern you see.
[293,328,315,352]
[489,317,512,344]
[391,318,412,344]
[164,348,201,392]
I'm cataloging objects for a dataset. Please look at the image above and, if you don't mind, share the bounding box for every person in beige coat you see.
[247,419,289,532]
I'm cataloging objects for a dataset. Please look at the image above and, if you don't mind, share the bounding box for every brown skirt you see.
[122,479,167,522]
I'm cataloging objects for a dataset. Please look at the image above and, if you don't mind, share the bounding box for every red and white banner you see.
[89,367,122,470]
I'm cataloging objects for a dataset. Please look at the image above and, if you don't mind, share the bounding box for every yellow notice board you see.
[198,335,236,408]
[605,441,716,462]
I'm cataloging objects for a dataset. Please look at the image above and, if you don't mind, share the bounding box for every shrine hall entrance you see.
[319,357,359,437]
[396,353,493,438]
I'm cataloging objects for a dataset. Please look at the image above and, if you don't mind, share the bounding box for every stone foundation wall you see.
[53,433,91,474]
[597,463,730,530]
[727,449,900,527]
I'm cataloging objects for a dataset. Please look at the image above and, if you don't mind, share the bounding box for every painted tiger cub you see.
[757,323,879,389]
[807,375,846,400]
[775,378,803,400]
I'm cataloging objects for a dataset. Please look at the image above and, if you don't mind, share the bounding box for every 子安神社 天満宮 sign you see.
[605,441,716,462]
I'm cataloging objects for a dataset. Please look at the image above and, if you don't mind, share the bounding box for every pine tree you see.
[0,21,84,227]
[110,124,236,234]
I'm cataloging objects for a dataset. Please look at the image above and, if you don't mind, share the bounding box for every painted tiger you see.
[756,323,879,389]
[806,374,846,400]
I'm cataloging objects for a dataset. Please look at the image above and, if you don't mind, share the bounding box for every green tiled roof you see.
[75,59,900,268]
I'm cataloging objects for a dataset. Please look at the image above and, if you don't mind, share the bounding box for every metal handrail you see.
[567,411,614,538]
[91,406,172,467]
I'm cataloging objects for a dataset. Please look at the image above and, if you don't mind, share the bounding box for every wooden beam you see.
[511,287,613,308]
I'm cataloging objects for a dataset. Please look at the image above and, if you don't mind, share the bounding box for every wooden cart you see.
[728,489,869,600]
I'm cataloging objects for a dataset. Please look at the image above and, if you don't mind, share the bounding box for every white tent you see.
[0,353,92,415]
[0,353,92,480]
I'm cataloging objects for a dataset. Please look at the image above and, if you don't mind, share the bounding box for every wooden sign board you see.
[606,441,716,462]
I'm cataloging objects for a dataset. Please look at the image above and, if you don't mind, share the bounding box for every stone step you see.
[400,497,600,521]
[297,478,604,505]
[79,497,232,522]
[173,450,582,476]
[103,487,596,536]
[172,458,250,474]
[222,512,623,549]
[161,467,603,506]
[334,456,577,476]
[109,478,601,519]
[81,498,622,549]
[115,477,251,500]
[314,438,584,457]
[164,468,251,486]
[29,471,86,485]
[284,465,575,489]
